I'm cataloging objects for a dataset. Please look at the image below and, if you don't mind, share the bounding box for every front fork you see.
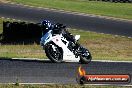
[73,43,81,58]
[74,45,89,58]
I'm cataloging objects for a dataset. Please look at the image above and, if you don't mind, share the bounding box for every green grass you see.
[0,19,3,34]
[0,18,132,61]
[0,84,131,88]
[7,0,132,19]
[0,18,47,59]
[70,29,132,61]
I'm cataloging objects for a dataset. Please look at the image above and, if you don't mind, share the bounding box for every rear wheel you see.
[45,43,63,63]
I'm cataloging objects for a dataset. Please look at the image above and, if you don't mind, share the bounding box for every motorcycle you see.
[40,25,92,64]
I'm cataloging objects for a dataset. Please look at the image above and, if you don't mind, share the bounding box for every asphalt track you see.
[0,2,132,85]
[0,58,132,85]
[0,3,132,37]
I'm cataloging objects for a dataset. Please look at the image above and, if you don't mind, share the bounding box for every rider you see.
[41,20,52,35]
[40,20,76,43]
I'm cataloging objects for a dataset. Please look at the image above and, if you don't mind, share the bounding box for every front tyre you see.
[80,49,92,64]
[45,43,63,63]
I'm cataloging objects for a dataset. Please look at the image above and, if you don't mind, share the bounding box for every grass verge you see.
[6,0,132,20]
[0,84,131,88]
[0,18,132,61]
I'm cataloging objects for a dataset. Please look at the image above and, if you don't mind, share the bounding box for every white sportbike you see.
[40,29,92,64]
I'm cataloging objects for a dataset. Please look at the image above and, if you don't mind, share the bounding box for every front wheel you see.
[45,43,63,63]
[79,49,92,64]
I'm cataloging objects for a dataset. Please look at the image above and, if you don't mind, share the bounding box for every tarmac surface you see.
[0,59,132,84]
[0,3,132,37]
[0,2,132,85]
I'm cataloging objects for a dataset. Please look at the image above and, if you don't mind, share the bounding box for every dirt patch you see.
[0,0,10,3]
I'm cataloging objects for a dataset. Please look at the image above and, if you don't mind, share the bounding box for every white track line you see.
[12,58,46,61]
[1,17,5,19]
[0,83,131,86]
[85,84,132,86]
[2,1,132,23]
[1,2,132,23]
[92,60,132,63]
[0,16,131,38]
[0,17,35,23]
[0,83,56,85]
[12,58,79,62]
[11,58,132,63]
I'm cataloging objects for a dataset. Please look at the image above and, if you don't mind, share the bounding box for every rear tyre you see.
[45,43,63,63]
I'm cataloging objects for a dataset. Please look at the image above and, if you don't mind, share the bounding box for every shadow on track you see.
[0,57,81,64]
